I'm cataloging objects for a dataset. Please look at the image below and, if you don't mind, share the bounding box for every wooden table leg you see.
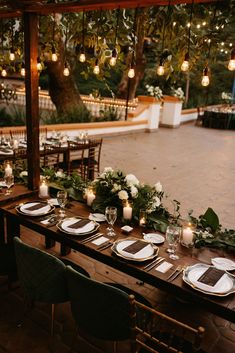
[60,244,71,256]
[45,237,56,249]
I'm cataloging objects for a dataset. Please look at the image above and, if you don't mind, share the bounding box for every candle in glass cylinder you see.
[182,224,194,246]
[4,162,12,177]
[39,180,49,198]
[123,202,132,220]
[87,190,95,206]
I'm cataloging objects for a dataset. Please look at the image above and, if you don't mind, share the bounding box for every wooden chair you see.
[10,128,27,141]
[134,299,205,353]
[63,141,86,177]
[84,138,103,180]
[13,237,89,336]
[195,107,204,126]
[41,143,62,170]
[0,243,18,289]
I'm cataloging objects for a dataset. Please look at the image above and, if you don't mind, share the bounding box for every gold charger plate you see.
[183,263,235,297]
[16,201,55,217]
[57,217,99,236]
[111,237,159,262]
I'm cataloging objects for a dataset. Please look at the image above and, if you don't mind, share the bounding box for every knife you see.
[166,266,182,281]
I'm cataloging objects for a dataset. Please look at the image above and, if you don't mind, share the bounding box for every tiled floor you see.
[1,123,235,353]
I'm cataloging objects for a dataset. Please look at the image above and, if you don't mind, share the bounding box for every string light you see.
[201,66,210,86]
[20,63,25,77]
[202,21,206,26]
[221,42,224,46]
[181,0,194,72]
[9,48,15,61]
[157,60,165,76]
[79,47,86,62]
[196,24,201,29]
[79,11,86,63]
[93,58,100,75]
[173,21,176,27]
[181,53,190,71]
[228,49,235,71]
[229,43,233,47]
[128,66,135,78]
[51,46,58,61]
[37,57,42,71]
[110,48,117,66]
[1,66,7,77]
[187,22,191,28]
[63,62,70,76]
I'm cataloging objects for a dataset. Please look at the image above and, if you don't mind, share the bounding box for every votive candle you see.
[182,224,194,246]
[5,163,13,177]
[123,202,132,220]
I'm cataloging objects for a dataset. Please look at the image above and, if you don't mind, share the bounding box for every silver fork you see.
[166,265,182,281]
[80,233,103,244]
[97,240,114,251]
[144,257,165,271]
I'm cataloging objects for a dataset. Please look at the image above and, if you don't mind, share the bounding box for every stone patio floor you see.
[0,123,235,353]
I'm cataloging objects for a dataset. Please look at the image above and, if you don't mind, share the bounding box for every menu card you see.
[67,219,91,229]
[122,240,148,255]
[198,267,225,287]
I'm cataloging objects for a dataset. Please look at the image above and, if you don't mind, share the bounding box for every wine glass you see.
[4,175,14,195]
[57,190,68,218]
[165,224,181,260]
[105,206,117,237]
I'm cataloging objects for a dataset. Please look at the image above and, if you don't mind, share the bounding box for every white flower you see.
[146,85,163,100]
[55,170,65,178]
[130,185,138,198]
[152,196,161,208]
[154,181,163,193]
[125,174,139,186]
[111,183,121,193]
[20,171,28,177]
[99,167,113,178]
[118,190,129,200]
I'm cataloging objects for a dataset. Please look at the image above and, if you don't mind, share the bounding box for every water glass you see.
[105,206,117,237]
[4,175,14,195]
[57,190,68,218]
[165,224,181,260]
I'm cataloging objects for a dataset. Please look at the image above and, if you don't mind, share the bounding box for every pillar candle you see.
[5,163,13,177]
[87,191,95,206]
[182,226,194,246]
[39,181,49,198]
[123,203,132,220]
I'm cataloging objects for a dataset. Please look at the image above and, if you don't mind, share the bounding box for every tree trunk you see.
[118,10,147,100]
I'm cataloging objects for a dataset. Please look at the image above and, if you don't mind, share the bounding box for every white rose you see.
[130,185,138,198]
[20,171,28,177]
[152,196,161,208]
[118,190,129,200]
[154,181,163,193]
[125,174,139,186]
[103,167,113,173]
[55,170,65,178]
[111,183,121,193]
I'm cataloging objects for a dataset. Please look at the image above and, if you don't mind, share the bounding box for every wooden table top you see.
[1,192,235,324]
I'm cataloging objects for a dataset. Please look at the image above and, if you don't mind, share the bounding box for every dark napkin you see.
[67,219,91,229]
[122,240,149,255]
[198,267,225,287]
[25,203,47,211]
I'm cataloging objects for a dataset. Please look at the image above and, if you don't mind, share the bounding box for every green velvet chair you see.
[66,265,137,353]
[0,243,18,287]
[13,237,89,335]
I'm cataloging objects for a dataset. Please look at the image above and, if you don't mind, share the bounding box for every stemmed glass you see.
[4,175,14,195]
[105,206,117,237]
[57,190,68,218]
[165,224,181,260]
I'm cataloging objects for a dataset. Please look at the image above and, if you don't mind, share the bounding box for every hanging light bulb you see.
[79,46,86,62]
[51,46,58,62]
[228,49,235,71]
[181,53,190,72]
[1,66,7,77]
[109,48,117,66]
[93,59,100,75]
[157,60,164,76]
[128,65,135,78]
[20,63,25,77]
[37,57,42,71]
[63,62,70,76]
[9,48,15,61]
[201,66,210,86]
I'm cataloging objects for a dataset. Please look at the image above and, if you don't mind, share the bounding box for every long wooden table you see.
[0,192,235,324]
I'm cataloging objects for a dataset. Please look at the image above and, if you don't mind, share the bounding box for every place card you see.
[155,261,173,273]
[92,236,109,246]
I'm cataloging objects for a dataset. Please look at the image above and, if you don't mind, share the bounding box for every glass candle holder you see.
[4,160,13,177]
[139,209,147,227]
[39,178,49,199]
[181,222,195,247]
[123,200,133,221]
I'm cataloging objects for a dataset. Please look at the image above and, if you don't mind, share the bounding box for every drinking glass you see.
[4,175,14,195]
[57,190,68,218]
[165,224,181,260]
[105,206,117,237]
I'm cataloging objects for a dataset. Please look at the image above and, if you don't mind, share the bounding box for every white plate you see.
[88,213,106,222]
[58,217,99,235]
[143,233,165,244]
[183,263,235,296]
[112,238,158,262]
[0,181,6,187]
[211,257,235,271]
[17,202,53,216]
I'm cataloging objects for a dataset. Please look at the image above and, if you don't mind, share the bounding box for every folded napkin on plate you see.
[198,267,225,287]
[122,240,149,254]
[67,219,91,229]
[0,148,12,153]
[25,203,47,211]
